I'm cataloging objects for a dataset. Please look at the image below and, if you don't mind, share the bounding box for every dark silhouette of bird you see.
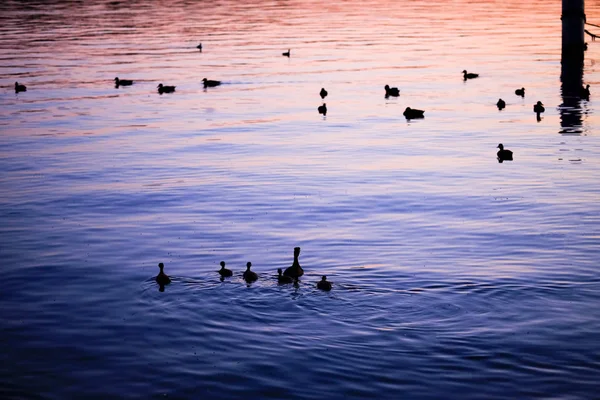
[156,262,171,285]
[15,82,26,93]
[317,276,332,291]
[277,268,294,284]
[282,49,290,57]
[462,70,479,80]
[157,83,176,94]
[202,78,221,88]
[497,143,513,161]
[196,43,202,51]
[320,88,328,99]
[496,98,506,110]
[318,103,327,116]
[515,87,525,97]
[218,261,232,278]
[243,262,258,283]
[384,84,400,97]
[533,101,545,114]
[114,77,133,87]
[580,84,591,98]
[403,107,425,119]
[284,247,304,278]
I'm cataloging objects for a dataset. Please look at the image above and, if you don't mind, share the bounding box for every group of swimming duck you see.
[155,247,333,291]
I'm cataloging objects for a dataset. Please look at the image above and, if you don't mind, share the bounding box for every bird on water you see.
[202,78,221,87]
[581,84,591,98]
[277,268,294,284]
[283,247,304,278]
[320,88,328,99]
[384,84,400,97]
[282,49,290,57]
[196,43,202,51]
[496,98,506,110]
[157,83,176,94]
[533,101,545,114]
[114,77,133,87]
[403,107,425,119]
[317,276,332,291]
[218,261,232,278]
[15,82,26,92]
[515,87,525,97]
[156,262,171,285]
[243,262,258,283]
[318,103,327,116]
[462,70,479,80]
[497,143,513,161]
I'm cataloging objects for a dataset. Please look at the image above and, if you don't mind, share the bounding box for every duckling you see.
[496,98,506,110]
[462,70,479,80]
[277,268,293,284]
[14,82,27,93]
[202,78,221,88]
[317,275,332,291]
[581,84,591,98]
[282,49,290,57]
[318,103,327,116]
[243,262,258,283]
[156,262,171,285]
[384,84,400,97]
[196,43,202,51]
[496,143,513,161]
[283,247,304,278]
[533,101,545,114]
[114,77,133,87]
[515,87,525,97]
[403,107,425,119]
[157,83,176,94]
[320,88,328,99]
[218,261,232,277]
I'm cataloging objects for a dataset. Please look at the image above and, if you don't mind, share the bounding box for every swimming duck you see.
[156,262,171,285]
[14,82,26,92]
[497,143,513,161]
[157,83,176,94]
[581,84,591,98]
[403,107,425,119]
[114,77,133,87]
[462,70,479,80]
[533,101,545,114]
[318,103,327,116]
[277,268,294,284]
[243,262,258,283]
[282,49,290,57]
[320,88,328,99]
[196,43,202,51]
[283,247,304,278]
[202,78,221,87]
[218,261,232,277]
[496,98,506,110]
[515,87,525,97]
[384,84,400,97]
[317,276,332,291]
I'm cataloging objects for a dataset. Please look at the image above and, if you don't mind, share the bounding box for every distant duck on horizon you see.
[403,107,425,119]
[318,103,327,116]
[462,70,479,80]
[157,83,176,94]
[497,98,506,110]
[243,262,258,283]
[581,84,591,98]
[202,78,221,87]
[320,88,328,99]
[515,87,525,97]
[156,262,171,286]
[282,49,290,57]
[384,84,400,97]
[533,101,545,114]
[218,261,232,278]
[497,143,513,162]
[15,82,26,93]
[114,77,133,87]
[283,247,304,278]
[196,43,202,51]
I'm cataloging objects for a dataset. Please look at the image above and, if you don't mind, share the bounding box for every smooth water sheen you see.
[2,0,600,398]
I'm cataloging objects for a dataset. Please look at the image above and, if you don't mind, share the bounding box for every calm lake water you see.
[2,0,600,398]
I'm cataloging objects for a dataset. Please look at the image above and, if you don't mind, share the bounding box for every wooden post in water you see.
[560,0,585,134]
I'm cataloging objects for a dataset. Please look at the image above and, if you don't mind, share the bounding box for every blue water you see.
[2,0,600,398]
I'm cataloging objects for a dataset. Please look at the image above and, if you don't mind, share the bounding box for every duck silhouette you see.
[497,143,513,162]
[277,268,294,284]
[317,276,332,291]
[157,83,176,94]
[320,88,328,99]
[243,262,258,283]
[114,77,133,87]
[318,103,327,116]
[15,82,26,93]
[384,84,400,97]
[403,107,425,119]
[515,87,525,97]
[196,43,202,51]
[282,49,290,57]
[462,70,479,80]
[156,262,171,285]
[580,84,590,98]
[496,98,506,110]
[202,78,221,88]
[218,261,232,278]
[533,101,545,114]
[283,247,304,278]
